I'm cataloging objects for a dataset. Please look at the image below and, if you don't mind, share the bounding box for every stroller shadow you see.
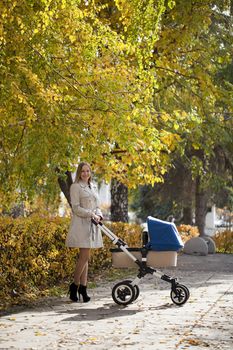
[59,301,176,322]
[147,302,178,310]
[60,302,143,322]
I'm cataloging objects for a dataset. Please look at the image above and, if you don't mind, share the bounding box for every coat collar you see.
[78,180,90,188]
[78,181,98,199]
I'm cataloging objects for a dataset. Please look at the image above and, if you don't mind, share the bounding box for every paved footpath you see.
[0,253,233,350]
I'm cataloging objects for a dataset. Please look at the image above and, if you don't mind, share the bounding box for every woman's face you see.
[80,165,91,183]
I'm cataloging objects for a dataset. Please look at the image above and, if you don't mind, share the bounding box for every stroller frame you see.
[93,219,190,306]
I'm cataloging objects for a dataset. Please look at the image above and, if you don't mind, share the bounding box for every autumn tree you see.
[1,0,232,228]
[131,0,233,233]
[0,0,171,214]
[95,0,233,224]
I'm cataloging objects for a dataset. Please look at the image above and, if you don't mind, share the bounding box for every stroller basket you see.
[110,248,177,268]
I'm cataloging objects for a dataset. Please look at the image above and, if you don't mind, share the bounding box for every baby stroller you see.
[92,216,190,306]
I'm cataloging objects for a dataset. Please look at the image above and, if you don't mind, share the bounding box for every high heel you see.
[78,284,91,302]
[68,282,78,302]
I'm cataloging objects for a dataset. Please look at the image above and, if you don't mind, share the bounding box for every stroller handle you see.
[91,218,103,226]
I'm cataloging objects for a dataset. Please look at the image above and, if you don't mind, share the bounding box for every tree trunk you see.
[110,179,129,222]
[56,169,73,207]
[182,169,195,225]
[195,176,208,236]
[183,206,193,225]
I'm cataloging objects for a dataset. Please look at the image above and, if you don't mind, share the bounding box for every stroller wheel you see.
[121,280,140,301]
[178,284,190,300]
[112,281,135,305]
[170,284,189,306]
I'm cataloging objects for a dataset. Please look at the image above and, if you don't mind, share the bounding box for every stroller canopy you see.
[146,216,184,251]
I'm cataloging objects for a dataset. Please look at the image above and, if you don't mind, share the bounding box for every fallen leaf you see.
[35,331,46,336]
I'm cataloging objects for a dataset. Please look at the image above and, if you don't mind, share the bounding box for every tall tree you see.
[110,179,129,222]
[131,0,233,232]
[1,0,232,227]
[0,0,170,211]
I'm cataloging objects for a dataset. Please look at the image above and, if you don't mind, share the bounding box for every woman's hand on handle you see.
[92,214,101,223]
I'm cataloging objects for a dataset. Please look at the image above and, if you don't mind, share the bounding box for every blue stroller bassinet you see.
[145,216,184,251]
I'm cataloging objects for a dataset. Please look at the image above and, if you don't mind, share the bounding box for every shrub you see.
[212,230,233,254]
[176,224,199,243]
[0,216,142,309]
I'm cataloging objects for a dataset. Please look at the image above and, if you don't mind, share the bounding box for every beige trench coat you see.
[65,181,103,248]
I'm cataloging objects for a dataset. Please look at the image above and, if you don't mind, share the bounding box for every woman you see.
[66,162,103,302]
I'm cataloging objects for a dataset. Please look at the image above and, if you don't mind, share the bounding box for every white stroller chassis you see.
[92,219,190,306]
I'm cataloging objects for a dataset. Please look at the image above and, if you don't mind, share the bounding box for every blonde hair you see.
[74,162,92,185]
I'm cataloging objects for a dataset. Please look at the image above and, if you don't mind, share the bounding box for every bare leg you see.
[80,262,88,286]
[74,248,90,286]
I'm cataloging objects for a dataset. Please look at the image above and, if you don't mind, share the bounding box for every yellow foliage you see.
[0,216,142,309]
[212,230,233,254]
[1,215,231,310]
[176,224,199,243]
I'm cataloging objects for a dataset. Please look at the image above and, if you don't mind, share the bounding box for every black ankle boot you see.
[68,282,78,302]
[78,284,91,302]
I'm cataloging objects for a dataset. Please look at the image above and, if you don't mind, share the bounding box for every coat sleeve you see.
[95,206,103,219]
[92,184,103,219]
[70,184,93,218]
